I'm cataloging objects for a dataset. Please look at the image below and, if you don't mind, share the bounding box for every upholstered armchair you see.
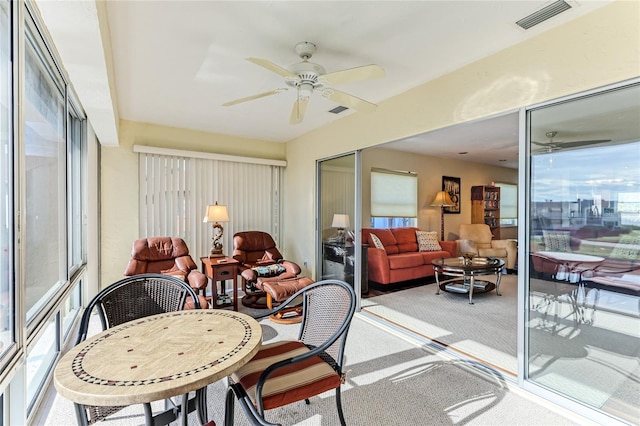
[457,224,517,270]
[123,237,208,307]
[232,231,301,308]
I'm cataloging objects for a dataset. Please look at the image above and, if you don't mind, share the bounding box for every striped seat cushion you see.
[231,340,342,410]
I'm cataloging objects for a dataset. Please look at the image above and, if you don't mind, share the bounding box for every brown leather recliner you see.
[124,237,208,308]
[233,231,301,308]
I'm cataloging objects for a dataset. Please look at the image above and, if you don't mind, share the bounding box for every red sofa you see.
[362,227,457,285]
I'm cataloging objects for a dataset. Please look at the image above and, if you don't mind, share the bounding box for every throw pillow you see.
[416,231,442,252]
[370,233,385,250]
[609,234,640,260]
[542,230,572,252]
[252,264,286,277]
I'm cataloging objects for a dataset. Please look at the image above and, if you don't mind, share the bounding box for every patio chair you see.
[224,279,356,426]
[73,274,206,426]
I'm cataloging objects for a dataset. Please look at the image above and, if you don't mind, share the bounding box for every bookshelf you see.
[471,185,501,239]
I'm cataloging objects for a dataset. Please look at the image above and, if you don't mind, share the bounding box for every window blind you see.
[139,152,283,257]
[370,169,417,217]
[496,182,517,219]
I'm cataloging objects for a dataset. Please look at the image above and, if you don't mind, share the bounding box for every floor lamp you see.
[430,191,455,241]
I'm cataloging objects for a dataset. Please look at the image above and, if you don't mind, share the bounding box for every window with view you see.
[24,26,67,320]
[0,0,13,359]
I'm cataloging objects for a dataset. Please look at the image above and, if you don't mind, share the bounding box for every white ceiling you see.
[37,0,613,167]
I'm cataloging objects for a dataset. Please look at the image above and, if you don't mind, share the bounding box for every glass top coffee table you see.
[432,257,505,304]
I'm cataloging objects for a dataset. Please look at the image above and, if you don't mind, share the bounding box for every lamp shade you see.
[203,202,229,223]
[430,191,454,207]
[331,214,350,228]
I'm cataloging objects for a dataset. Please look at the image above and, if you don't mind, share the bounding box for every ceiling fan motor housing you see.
[286,61,326,90]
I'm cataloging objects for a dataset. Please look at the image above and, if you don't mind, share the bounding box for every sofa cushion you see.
[478,247,507,258]
[458,239,478,255]
[368,229,399,254]
[416,231,442,252]
[391,227,419,252]
[420,250,452,264]
[369,233,385,250]
[388,253,424,269]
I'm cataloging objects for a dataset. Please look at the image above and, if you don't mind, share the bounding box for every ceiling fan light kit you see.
[223,41,385,125]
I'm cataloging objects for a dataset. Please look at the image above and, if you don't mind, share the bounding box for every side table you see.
[201,257,239,311]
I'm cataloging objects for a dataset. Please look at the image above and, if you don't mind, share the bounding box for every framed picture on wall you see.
[442,176,461,214]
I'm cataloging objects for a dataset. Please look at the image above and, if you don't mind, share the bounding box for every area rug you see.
[361,273,519,374]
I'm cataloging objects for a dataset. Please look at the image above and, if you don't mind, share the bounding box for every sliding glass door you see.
[525,81,639,424]
[317,153,363,296]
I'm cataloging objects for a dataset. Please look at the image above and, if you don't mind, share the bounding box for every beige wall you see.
[101,1,639,284]
[283,1,640,278]
[101,120,283,286]
[361,148,517,241]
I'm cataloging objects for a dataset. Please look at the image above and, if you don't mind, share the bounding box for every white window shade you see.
[371,169,417,217]
[497,182,517,219]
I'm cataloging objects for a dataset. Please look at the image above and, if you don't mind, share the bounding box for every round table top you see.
[54,309,262,407]
[432,256,505,273]
[535,251,605,263]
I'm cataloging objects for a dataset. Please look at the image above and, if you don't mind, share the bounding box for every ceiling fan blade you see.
[531,139,610,148]
[556,139,611,148]
[323,64,385,85]
[246,57,298,79]
[222,89,285,107]
[289,96,309,125]
[323,89,377,113]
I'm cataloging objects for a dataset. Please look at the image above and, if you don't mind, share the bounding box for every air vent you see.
[516,0,572,30]
[329,106,349,114]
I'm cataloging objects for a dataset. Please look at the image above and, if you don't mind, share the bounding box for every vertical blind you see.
[139,152,283,258]
[370,168,418,217]
[321,165,355,234]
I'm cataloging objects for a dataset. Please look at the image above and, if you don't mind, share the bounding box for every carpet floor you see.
[35,304,585,425]
[361,274,640,424]
[362,274,519,375]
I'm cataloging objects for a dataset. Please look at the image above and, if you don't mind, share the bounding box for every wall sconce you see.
[203,202,230,257]
[430,191,454,241]
[332,214,350,242]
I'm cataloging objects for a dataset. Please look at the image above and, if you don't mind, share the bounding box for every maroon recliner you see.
[232,231,301,308]
[124,237,208,308]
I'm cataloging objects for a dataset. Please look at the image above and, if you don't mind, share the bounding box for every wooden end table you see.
[201,257,239,311]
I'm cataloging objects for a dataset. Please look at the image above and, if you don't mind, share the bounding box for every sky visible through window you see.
[532,141,640,226]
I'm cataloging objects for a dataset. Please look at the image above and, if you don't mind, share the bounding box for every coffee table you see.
[432,257,505,304]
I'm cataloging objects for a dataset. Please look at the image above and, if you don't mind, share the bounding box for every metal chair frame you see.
[224,279,356,426]
[73,274,206,426]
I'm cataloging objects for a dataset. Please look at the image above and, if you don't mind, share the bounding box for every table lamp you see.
[203,202,230,257]
[430,191,454,241]
[332,214,350,242]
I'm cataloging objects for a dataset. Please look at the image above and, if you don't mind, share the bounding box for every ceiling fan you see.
[222,41,385,125]
[532,131,611,153]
